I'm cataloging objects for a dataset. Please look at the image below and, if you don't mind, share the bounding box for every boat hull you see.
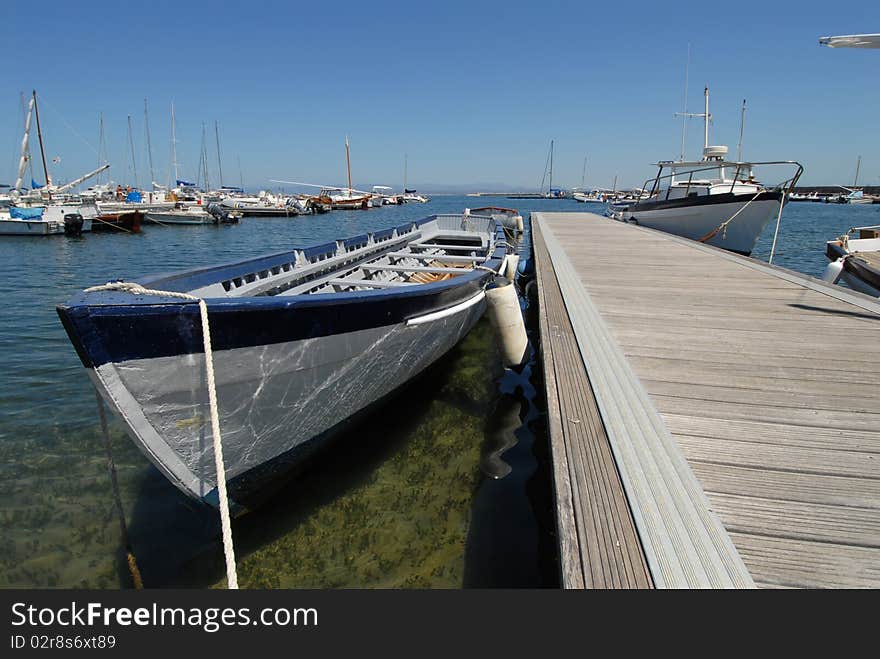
[0,219,65,235]
[614,192,782,255]
[81,295,485,507]
[146,212,214,225]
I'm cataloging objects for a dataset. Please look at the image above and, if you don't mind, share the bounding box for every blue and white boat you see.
[57,213,512,509]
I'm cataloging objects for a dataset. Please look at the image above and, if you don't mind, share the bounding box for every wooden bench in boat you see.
[361,265,472,275]
[386,252,486,263]
[327,278,413,289]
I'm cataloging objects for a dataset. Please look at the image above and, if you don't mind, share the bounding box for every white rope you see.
[697,189,764,243]
[83,281,239,589]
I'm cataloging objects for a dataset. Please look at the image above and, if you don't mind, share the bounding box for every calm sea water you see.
[0,196,875,589]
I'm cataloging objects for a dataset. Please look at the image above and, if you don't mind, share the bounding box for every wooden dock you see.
[532,212,880,589]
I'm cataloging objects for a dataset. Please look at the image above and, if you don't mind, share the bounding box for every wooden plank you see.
[663,414,880,455]
[707,493,880,547]
[729,532,880,589]
[673,434,878,480]
[690,462,880,509]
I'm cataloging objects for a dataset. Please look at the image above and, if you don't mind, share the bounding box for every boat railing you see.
[433,213,494,235]
[636,160,805,207]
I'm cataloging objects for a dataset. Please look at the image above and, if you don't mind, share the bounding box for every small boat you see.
[145,204,236,225]
[92,210,144,233]
[824,225,880,297]
[468,206,523,233]
[1,203,95,236]
[57,212,514,508]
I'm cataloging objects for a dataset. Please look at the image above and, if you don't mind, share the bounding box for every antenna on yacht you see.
[737,99,746,161]
[674,85,711,156]
[679,43,690,161]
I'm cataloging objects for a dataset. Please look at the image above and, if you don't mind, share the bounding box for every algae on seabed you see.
[211,318,504,589]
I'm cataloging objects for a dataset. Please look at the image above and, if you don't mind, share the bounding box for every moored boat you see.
[607,87,802,256]
[469,206,524,233]
[824,225,880,297]
[92,210,144,233]
[57,212,515,508]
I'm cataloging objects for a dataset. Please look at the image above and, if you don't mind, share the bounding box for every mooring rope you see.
[697,189,764,244]
[83,281,239,589]
[95,390,143,589]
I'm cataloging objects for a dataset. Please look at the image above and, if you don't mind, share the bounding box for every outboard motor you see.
[206,203,238,224]
[63,213,84,236]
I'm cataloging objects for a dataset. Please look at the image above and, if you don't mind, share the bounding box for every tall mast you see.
[679,43,691,161]
[214,120,224,188]
[549,139,554,194]
[581,155,587,189]
[855,155,861,187]
[144,99,155,189]
[345,136,353,195]
[127,115,138,189]
[237,155,243,191]
[201,122,210,191]
[170,102,179,185]
[612,174,618,194]
[32,90,52,191]
[98,112,106,185]
[737,99,746,161]
[14,96,35,192]
[703,86,710,150]
[404,153,408,190]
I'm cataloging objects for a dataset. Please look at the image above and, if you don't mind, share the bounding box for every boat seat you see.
[362,265,472,275]
[328,278,412,290]
[386,252,485,263]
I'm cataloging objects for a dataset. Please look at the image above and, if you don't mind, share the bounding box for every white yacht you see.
[608,87,803,256]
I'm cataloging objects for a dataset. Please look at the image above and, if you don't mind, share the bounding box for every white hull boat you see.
[57,213,515,509]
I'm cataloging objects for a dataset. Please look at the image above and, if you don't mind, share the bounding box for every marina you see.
[3,15,880,594]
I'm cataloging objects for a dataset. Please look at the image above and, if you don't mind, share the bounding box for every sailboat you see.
[1,91,108,236]
[400,154,429,203]
[321,137,371,209]
[607,86,803,255]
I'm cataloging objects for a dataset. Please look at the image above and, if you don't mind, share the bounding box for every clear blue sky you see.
[5,0,878,191]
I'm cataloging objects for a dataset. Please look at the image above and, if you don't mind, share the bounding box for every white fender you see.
[515,214,524,233]
[822,257,846,284]
[485,279,528,367]
[504,254,519,281]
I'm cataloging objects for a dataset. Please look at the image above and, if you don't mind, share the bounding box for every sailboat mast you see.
[201,123,210,191]
[581,155,587,189]
[32,90,52,191]
[127,115,139,189]
[703,86,710,150]
[549,140,554,194]
[14,97,35,192]
[404,153,408,190]
[855,155,861,187]
[237,155,243,191]
[171,102,179,185]
[215,120,224,188]
[98,112,106,185]
[345,136,352,195]
[737,99,746,161]
[144,99,155,189]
